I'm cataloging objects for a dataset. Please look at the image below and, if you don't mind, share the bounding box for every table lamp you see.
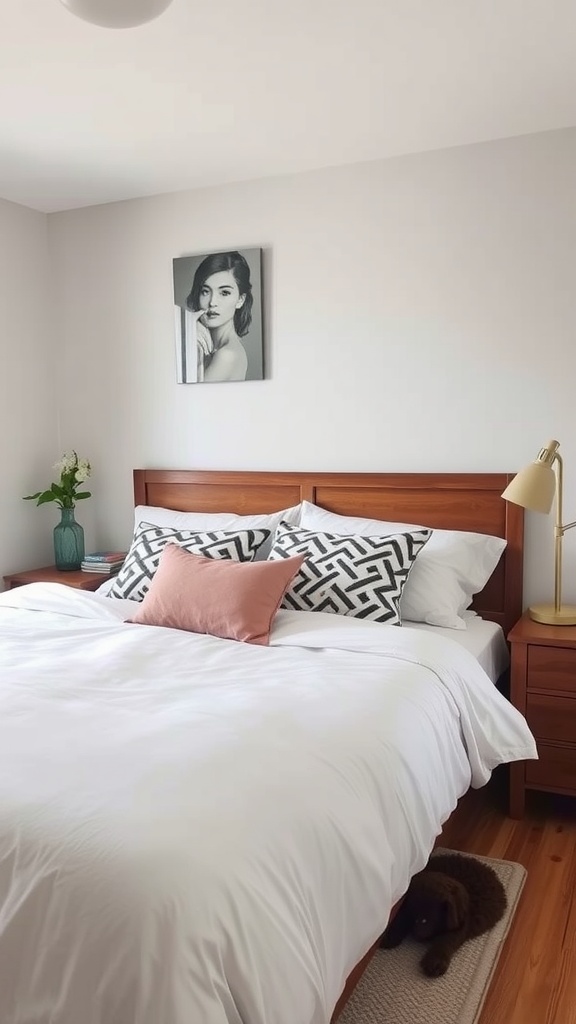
[502,439,576,625]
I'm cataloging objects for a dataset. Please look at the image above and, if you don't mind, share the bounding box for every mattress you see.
[407,615,509,684]
[0,584,535,1024]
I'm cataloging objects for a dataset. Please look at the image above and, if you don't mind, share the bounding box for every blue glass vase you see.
[54,507,85,571]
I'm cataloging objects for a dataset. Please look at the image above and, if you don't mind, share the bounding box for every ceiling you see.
[2,0,576,213]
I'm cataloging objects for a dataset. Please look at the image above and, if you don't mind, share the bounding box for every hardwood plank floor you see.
[437,768,576,1024]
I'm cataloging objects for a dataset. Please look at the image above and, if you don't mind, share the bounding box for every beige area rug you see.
[339,850,526,1024]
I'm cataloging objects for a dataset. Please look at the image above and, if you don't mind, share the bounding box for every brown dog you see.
[380,852,507,976]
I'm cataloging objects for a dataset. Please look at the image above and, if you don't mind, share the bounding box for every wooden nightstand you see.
[3,565,110,593]
[508,612,576,817]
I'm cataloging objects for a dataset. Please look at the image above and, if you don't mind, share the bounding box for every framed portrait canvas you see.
[173,248,264,383]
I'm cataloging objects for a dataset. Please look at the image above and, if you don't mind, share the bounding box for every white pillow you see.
[299,501,506,630]
[98,503,302,598]
[134,503,301,560]
[96,576,117,597]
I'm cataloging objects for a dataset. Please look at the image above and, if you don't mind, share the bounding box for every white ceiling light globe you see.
[59,0,174,29]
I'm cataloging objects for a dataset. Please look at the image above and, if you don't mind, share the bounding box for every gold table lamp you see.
[502,440,576,625]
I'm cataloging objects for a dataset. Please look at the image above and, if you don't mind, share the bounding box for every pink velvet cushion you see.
[129,543,305,645]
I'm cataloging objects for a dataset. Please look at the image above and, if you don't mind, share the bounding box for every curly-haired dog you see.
[380,852,507,977]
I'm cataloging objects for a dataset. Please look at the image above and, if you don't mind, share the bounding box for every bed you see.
[0,470,536,1024]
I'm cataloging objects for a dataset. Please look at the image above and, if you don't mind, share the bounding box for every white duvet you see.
[0,584,536,1024]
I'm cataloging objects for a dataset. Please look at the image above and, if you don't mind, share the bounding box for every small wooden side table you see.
[3,565,109,593]
[508,612,576,817]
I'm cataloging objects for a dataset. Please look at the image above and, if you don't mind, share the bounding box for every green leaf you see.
[23,492,42,501]
[37,491,57,505]
[75,491,91,500]
[51,483,66,498]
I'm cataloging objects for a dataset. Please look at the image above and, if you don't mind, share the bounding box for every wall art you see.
[173,248,263,383]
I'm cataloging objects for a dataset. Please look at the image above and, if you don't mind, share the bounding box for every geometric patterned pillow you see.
[107,522,270,603]
[268,521,431,625]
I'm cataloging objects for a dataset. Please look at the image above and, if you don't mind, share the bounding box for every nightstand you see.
[508,612,576,817]
[3,565,109,593]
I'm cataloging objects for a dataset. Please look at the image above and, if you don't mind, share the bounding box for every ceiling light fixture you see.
[59,0,174,29]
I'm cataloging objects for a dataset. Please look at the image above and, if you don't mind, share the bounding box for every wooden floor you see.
[437,769,576,1024]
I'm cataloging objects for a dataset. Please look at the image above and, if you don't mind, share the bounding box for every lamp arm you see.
[551,454,576,611]
[553,454,564,614]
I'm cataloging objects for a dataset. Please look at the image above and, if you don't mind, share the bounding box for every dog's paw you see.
[421,949,450,977]
[379,929,403,949]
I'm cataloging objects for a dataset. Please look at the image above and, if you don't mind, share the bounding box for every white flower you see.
[25,450,92,510]
[76,459,91,483]
[53,451,77,476]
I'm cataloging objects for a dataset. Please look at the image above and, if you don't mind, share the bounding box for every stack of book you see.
[81,551,127,575]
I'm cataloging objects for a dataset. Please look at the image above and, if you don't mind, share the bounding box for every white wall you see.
[48,127,576,609]
[0,199,57,581]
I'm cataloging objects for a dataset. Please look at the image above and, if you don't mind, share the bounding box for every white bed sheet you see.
[98,577,510,684]
[407,615,509,684]
[0,584,536,1024]
[97,579,510,684]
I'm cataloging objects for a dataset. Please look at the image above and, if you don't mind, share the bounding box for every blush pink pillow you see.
[129,543,305,645]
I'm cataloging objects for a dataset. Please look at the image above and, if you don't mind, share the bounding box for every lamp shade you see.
[502,441,559,514]
[59,0,173,28]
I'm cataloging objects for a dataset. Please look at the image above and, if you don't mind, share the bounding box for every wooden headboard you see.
[133,469,524,636]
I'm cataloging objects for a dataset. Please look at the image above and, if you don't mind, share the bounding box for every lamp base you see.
[528,603,576,626]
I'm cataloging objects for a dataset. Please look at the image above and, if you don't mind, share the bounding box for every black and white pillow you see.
[268,522,431,624]
[108,522,270,602]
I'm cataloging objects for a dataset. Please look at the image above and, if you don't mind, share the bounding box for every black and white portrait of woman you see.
[173,248,263,383]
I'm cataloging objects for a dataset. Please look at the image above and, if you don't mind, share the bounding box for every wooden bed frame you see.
[134,469,524,635]
[133,468,524,1018]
